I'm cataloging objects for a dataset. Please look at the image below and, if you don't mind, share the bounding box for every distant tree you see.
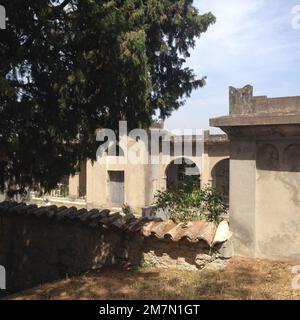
[0,0,215,194]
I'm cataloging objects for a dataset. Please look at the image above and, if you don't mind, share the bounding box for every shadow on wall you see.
[0,212,129,296]
[0,202,229,296]
[256,143,300,172]
[256,142,300,208]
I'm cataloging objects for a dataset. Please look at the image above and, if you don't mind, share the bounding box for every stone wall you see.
[0,202,231,295]
[229,85,300,115]
[0,204,122,295]
[142,237,228,271]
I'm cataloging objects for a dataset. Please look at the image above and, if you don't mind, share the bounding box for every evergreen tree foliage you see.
[0,0,215,192]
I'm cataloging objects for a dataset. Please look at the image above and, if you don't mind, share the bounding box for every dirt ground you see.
[4,257,300,300]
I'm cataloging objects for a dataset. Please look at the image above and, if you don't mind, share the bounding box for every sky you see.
[164,0,300,133]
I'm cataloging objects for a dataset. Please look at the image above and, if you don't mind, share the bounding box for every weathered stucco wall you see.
[229,140,256,258]
[256,140,300,260]
[86,160,152,212]
[229,138,300,260]
[211,85,300,261]
[0,205,121,294]
[82,132,229,213]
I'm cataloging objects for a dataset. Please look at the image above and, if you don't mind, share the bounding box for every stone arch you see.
[283,144,300,172]
[165,157,200,190]
[256,143,280,171]
[211,158,229,205]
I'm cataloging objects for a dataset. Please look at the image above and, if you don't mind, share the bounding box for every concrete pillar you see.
[229,140,256,257]
[69,174,79,200]
[201,149,212,187]
[210,84,300,261]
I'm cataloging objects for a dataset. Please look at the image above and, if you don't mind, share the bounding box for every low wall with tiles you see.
[0,202,231,295]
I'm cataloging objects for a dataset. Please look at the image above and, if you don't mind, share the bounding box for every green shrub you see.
[122,203,133,216]
[154,178,226,224]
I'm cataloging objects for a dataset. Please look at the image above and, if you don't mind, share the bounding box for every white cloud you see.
[198,0,263,52]
[165,0,300,132]
[192,0,300,71]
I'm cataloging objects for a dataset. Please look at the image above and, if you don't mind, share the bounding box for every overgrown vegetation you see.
[154,177,226,224]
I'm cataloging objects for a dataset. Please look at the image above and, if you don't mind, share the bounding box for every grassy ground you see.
[5,257,300,300]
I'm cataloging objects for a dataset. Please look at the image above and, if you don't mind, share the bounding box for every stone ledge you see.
[210,113,300,128]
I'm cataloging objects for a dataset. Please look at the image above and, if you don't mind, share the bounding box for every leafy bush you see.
[122,203,133,216]
[154,178,226,224]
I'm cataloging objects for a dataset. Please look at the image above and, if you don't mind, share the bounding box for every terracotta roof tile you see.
[124,218,148,233]
[35,206,53,217]
[57,206,67,213]
[164,223,189,242]
[150,220,177,239]
[56,207,76,220]
[141,220,162,237]
[45,206,59,218]
[96,212,122,226]
[79,209,99,222]
[197,222,217,245]
[7,203,27,214]
[143,220,220,246]
[27,206,40,216]
[111,216,127,229]
[0,202,230,247]
[182,221,206,243]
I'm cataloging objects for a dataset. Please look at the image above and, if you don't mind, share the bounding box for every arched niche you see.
[283,144,300,172]
[211,158,229,205]
[256,143,280,171]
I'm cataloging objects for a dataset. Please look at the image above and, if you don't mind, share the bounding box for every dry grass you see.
[4,257,300,300]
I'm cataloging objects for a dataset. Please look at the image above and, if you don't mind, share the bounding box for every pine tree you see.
[0,0,215,193]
